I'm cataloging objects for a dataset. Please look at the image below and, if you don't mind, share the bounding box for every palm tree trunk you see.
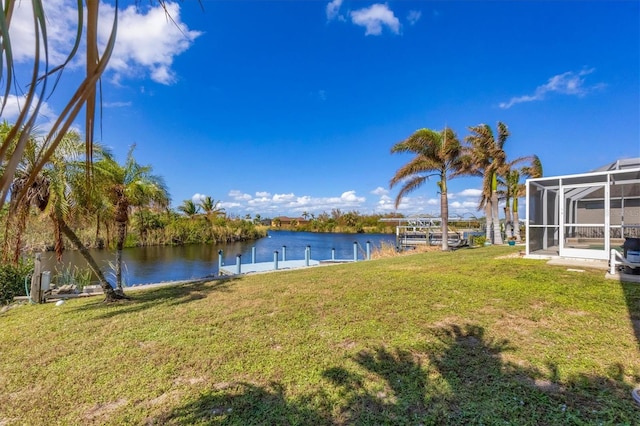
[439,177,449,251]
[57,216,124,301]
[513,198,521,242]
[115,220,126,291]
[491,190,503,245]
[504,201,513,240]
[484,203,492,243]
[490,172,503,245]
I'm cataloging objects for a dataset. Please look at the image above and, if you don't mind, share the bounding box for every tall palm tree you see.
[95,146,169,292]
[390,127,466,251]
[504,155,543,241]
[465,123,509,245]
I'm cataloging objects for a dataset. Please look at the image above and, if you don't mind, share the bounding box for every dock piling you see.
[236,254,242,275]
[274,251,279,270]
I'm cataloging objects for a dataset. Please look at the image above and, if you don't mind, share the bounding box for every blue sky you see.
[4,0,639,218]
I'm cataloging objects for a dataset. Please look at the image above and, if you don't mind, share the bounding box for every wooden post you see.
[30,253,42,304]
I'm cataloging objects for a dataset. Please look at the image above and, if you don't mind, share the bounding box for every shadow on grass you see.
[69,277,240,320]
[621,281,640,350]
[161,381,334,425]
[161,324,639,425]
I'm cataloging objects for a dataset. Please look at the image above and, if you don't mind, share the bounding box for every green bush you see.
[0,259,34,305]
[471,235,487,247]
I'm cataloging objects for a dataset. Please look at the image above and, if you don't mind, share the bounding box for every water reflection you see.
[41,231,395,286]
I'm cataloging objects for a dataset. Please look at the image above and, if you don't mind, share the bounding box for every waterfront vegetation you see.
[1,245,639,424]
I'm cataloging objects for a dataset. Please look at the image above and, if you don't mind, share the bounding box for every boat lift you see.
[380,217,484,250]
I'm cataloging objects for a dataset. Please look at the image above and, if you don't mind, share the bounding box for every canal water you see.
[41,231,396,286]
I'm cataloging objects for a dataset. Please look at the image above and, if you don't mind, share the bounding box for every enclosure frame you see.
[525,159,640,260]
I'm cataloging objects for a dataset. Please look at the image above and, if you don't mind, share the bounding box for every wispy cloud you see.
[326,0,344,21]
[103,101,132,108]
[350,4,400,36]
[407,10,422,26]
[499,68,604,109]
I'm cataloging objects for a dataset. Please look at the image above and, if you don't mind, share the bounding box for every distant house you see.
[525,158,640,261]
[271,216,310,227]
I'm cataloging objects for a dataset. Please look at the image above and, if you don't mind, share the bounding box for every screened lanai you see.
[526,158,640,260]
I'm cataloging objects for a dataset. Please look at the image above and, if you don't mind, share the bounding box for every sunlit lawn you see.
[1,246,639,425]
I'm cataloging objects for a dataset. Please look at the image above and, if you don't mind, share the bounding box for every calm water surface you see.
[42,231,395,286]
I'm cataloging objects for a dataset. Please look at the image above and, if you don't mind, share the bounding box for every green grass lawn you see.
[1,246,639,425]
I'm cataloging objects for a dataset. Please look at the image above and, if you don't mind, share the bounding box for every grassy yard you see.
[1,246,639,425]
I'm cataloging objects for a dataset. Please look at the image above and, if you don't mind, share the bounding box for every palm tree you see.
[178,199,200,218]
[390,127,466,251]
[3,128,49,263]
[465,123,510,245]
[199,196,225,219]
[504,155,543,241]
[95,146,169,292]
[3,128,124,300]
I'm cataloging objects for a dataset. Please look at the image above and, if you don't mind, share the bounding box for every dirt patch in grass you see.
[83,398,128,424]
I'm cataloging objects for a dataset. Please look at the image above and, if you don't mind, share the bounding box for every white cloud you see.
[9,1,200,86]
[457,188,482,197]
[99,2,202,85]
[191,193,207,202]
[350,4,400,36]
[218,189,371,215]
[273,193,296,202]
[499,69,604,109]
[1,94,62,135]
[228,190,252,201]
[215,186,484,218]
[326,0,344,21]
[407,10,422,25]
[9,0,78,65]
[371,186,389,196]
[339,190,364,203]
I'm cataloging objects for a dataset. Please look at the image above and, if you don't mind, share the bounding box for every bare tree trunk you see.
[57,216,125,301]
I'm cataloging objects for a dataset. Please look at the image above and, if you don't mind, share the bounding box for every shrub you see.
[471,235,487,247]
[0,258,34,304]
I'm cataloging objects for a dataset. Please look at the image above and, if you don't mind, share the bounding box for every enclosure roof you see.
[591,157,640,172]
[527,158,640,201]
